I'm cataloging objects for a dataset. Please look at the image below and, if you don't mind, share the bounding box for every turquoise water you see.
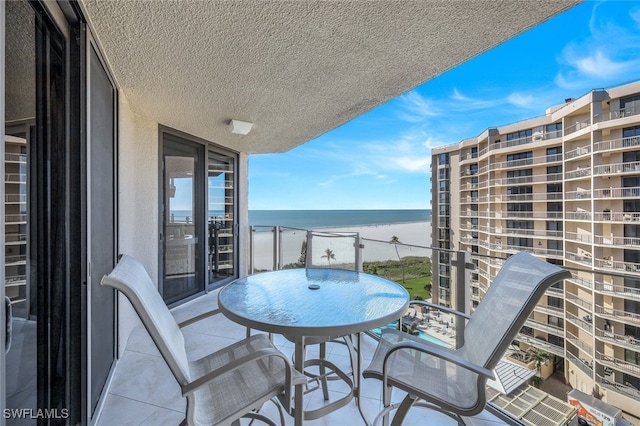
[249,209,431,229]
[371,322,448,347]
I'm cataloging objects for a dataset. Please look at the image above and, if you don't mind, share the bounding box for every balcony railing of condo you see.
[565,118,591,135]
[593,186,640,199]
[594,135,640,152]
[593,104,640,124]
[597,374,640,400]
[564,144,591,160]
[594,235,640,248]
[565,232,592,244]
[595,257,640,275]
[593,211,640,222]
[566,351,594,377]
[566,330,593,355]
[516,332,565,357]
[596,352,640,378]
[566,274,593,290]
[595,328,640,351]
[533,302,565,317]
[565,167,591,180]
[595,305,640,326]
[524,317,564,337]
[595,281,640,300]
[565,292,593,311]
[593,160,640,176]
[565,311,594,334]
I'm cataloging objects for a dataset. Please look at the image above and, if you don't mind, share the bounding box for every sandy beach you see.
[251,221,431,270]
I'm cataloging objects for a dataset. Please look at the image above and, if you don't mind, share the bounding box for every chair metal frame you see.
[101,254,305,426]
[363,252,571,425]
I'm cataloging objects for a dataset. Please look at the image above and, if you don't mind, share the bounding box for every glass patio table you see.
[218,268,409,426]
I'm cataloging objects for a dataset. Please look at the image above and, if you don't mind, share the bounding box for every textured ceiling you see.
[80,0,579,154]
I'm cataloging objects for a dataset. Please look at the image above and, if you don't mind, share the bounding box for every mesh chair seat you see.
[191,333,293,425]
[364,329,480,411]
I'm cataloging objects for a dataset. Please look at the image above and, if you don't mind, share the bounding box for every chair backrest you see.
[462,252,570,370]
[101,254,191,385]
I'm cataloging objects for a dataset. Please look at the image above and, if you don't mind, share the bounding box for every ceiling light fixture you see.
[229,119,253,135]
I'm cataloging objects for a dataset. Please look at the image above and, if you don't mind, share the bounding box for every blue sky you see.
[248,1,640,211]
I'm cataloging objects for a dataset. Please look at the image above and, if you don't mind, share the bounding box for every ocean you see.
[248,209,431,229]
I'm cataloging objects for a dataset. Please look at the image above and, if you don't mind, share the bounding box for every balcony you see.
[595,305,640,326]
[595,328,640,352]
[593,105,640,124]
[516,332,564,357]
[596,352,640,378]
[593,161,640,176]
[566,351,593,378]
[94,292,527,426]
[593,135,640,152]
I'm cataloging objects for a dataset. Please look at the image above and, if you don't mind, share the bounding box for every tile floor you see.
[96,290,510,425]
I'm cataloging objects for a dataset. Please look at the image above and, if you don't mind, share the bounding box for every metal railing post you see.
[355,233,363,272]
[273,226,280,271]
[305,230,313,268]
[452,250,472,349]
[249,225,255,274]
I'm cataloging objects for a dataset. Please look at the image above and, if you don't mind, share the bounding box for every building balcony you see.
[564,167,591,180]
[593,135,640,152]
[595,328,640,352]
[564,144,591,159]
[594,281,640,300]
[593,186,640,199]
[516,332,564,357]
[565,312,594,334]
[593,211,640,222]
[594,235,640,249]
[566,274,593,290]
[566,351,593,378]
[566,330,593,355]
[593,161,640,176]
[593,105,640,124]
[564,118,591,136]
[595,305,640,326]
[594,258,640,276]
[524,318,564,337]
[596,352,640,379]
[94,292,535,426]
[565,293,593,311]
[596,374,640,401]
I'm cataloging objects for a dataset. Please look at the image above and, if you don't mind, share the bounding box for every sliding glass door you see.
[161,131,238,304]
[162,135,205,304]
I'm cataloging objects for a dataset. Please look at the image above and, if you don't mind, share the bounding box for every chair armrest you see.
[182,346,304,412]
[406,300,471,320]
[177,309,221,328]
[382,340,494,380]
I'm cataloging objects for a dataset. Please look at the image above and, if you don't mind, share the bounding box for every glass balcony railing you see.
[250,226,640,415]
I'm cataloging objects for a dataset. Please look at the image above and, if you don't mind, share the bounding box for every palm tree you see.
[525,348,550,386]
[321,248,335,265]
[390,236,405,282]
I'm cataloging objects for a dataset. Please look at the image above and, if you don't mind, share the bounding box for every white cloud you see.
[395,91,438,122]
[555,4,640,89]
[507,93,534,108]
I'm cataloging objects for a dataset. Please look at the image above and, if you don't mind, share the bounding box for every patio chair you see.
[363,251,570,425]
[101,254,305,426]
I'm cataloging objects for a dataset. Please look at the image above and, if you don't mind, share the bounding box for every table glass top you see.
[218,269,409,336]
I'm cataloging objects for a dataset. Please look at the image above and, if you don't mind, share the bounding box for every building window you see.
[507,203,533,212]
[547,240,562,251]
[623,125,640,138]
[548,315,564,329]
[507,237,533,247]
[439,168,450,179]
[507,186,532,195]
[547,221,563,231]
[507,169,533,178]
[623,150,640,162]
[438,153,450,165]
[547,202,563,212]
[507,220,533,230]
[506,129,532,141]
[547,165,562,175]
[621,94,640,113]
[546,123,562,139]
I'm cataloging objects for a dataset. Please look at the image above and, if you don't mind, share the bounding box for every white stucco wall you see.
[115,95,251,355]
[116,96,160,355]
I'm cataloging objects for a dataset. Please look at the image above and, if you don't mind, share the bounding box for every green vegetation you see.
[363,256,431,300]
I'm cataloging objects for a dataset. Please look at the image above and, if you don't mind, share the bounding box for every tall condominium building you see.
[431,80,640,417]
